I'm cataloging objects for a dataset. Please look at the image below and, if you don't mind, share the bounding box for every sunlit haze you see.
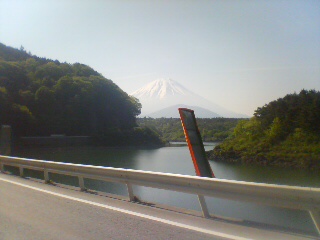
[1,0,319,116]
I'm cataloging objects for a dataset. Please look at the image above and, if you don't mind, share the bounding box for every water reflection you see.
[209,160,320,187]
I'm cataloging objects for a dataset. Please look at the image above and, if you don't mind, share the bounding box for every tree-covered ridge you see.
[254,89,320,135]
[0,43,31,61]
[208,90,320,169]
[137,117,241,142]
[0,43,143,140]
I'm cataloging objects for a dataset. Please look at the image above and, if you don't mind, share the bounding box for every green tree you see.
[265,117,284,143]
[0,42,160,145]
[209,90,320,169]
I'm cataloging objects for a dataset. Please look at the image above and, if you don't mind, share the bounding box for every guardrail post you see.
[309,209,320,236]
[19,167,24,177]
[0,125,12,156]
[126,183,135,201]
[198,194,210,218]
[78,176,86,191]
[44,170,49,183]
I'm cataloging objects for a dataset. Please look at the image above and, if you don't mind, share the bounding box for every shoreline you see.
[206,151,320,170]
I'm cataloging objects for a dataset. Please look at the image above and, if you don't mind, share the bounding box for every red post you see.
[179,108,215,178]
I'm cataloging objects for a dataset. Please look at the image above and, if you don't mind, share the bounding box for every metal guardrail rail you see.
[0,155,319,236]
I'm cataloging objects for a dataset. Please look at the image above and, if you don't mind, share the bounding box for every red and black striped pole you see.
[179,108,215,178]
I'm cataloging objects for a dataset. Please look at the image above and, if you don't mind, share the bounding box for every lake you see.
[13,143,320,236]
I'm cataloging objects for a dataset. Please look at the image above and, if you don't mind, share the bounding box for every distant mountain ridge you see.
[131,78,248,118]
[147,104,221,118]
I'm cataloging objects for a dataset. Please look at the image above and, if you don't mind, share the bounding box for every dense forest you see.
[207,90,320,169]
[137,118,241,142]
[0,43,163,146]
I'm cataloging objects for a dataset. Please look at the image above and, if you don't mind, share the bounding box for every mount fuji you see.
[147,104,221,118]
[130,78,248,118]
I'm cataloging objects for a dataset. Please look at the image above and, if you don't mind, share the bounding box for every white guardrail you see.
[0,155,319,236]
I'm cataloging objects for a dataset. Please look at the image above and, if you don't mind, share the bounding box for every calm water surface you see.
[14,143,320,235]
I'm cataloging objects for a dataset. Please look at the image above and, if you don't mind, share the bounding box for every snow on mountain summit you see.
[130,78,190,99]
[130,78,249,118]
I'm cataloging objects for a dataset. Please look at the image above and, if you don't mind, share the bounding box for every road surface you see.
[0,173,314,240]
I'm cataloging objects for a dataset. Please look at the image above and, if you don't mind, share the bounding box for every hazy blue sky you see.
[1,0,319,116]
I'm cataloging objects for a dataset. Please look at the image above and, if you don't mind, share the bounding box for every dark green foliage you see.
[0,43,31,61]
[137,117,241,142]
[0,43,149,146]
[254,89,320,134]
[208,90,320,169]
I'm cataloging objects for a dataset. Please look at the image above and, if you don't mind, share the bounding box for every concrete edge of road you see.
[0,172,317,240]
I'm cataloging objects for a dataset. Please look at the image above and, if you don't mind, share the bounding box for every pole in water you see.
[179,108,215,178]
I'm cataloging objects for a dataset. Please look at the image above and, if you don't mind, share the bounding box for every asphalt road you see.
[0,174,222,240]
[0,173,314,240]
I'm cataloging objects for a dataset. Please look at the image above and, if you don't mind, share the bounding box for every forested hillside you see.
[207,90,320,169]
[137,118,241,142]
[0,43,163,146]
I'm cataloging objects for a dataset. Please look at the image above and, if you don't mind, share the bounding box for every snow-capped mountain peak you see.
[131,78,189,99]
[130,78,248,118]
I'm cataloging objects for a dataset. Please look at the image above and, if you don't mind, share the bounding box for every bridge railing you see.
[0,155,319,236]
